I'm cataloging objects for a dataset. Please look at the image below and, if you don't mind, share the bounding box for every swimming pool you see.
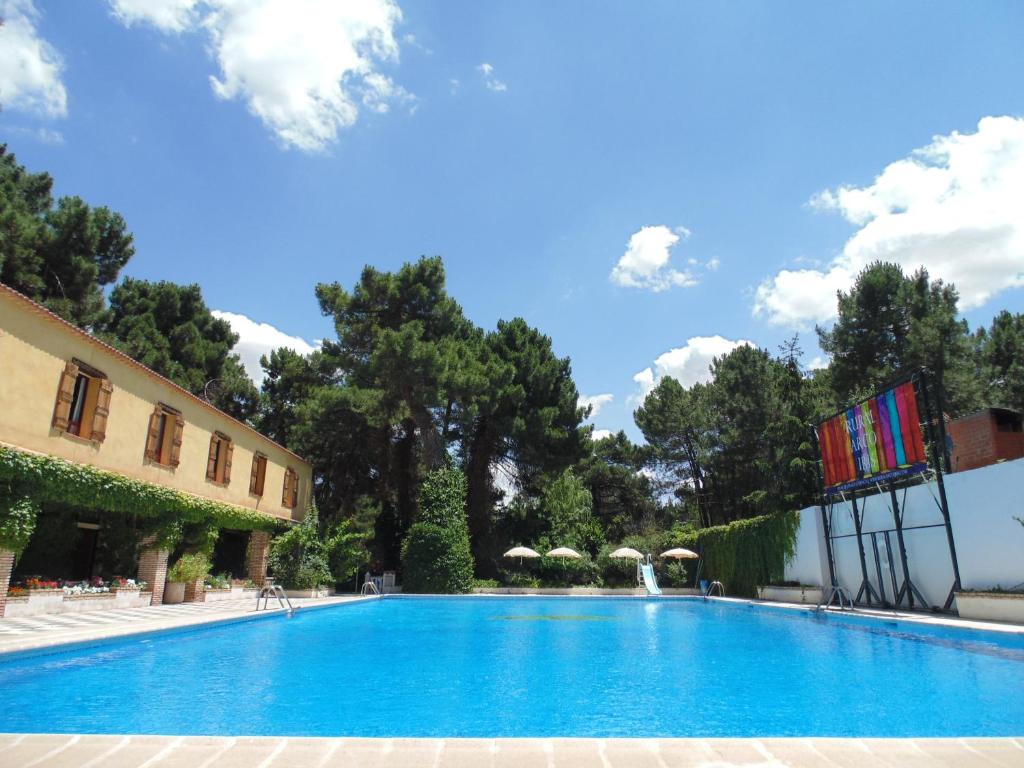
[0,596,1022,737]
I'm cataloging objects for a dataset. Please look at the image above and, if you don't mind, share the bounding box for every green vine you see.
[677,511,800,598]
[0,446,282,541]
[0,484,40,553]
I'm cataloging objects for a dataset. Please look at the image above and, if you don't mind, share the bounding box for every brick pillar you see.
[183,578,206,603]
[0,549,14,618]
[137,537,169,607]
[247,531,270,586]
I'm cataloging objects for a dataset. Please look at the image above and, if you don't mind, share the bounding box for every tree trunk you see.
[465,419,498,577]
[408,402,446,470]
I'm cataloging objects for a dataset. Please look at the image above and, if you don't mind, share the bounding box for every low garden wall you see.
[472,587,700,596]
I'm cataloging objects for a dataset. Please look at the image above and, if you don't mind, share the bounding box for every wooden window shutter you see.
[169,416,185,467]
[222,440,233,484]
[206,436,220,480]
[250,455,260,495]
[291,473,299,508]
[282,468,293,506]
[145,408,161,460]
[90,379,114,443]
[52,361,79,431]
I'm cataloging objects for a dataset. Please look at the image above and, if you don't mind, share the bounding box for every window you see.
[282,467,299,509]
[250,453,268,496]
[145,404,184,467]
[52,360,113,443]
[206,432,233,485]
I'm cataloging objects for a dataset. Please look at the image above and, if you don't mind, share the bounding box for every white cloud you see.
[754,116,1024,327]
[212,310,316,385]
[578,393,613,420]
[109,0,199,32]
[477,62,507,92]
[610,225,699,292]
[631,335,754,403]
[107,0,410,152]
[806,355,829,371]
[590,429,613,441]
[0,0,67,118]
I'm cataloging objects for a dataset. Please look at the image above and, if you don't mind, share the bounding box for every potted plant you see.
[757,581,824,604]
[165,553,210,604]
[954,587,1024,623]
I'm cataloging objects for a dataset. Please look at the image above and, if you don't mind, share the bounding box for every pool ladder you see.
[360,581,380,596]
[256,582,294,615]
[815,585,854,612]
[704,581,725,598]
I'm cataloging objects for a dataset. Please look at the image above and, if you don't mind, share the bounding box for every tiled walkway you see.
[0,735,1022,768]
[0,595,367,655]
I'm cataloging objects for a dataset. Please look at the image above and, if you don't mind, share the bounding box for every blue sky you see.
[2,1,1023,440]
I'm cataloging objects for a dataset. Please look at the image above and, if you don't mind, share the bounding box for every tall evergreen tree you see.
[0,145,134,328]
[99,278,259,421]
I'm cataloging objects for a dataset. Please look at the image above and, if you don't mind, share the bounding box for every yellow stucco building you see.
[0,283,313,613]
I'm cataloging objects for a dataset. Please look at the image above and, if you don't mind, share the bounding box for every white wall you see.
[784,457,1024,608]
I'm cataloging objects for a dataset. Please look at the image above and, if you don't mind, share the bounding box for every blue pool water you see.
[1,596,1022,737]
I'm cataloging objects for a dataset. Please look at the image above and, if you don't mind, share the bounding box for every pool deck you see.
[0,735,1022,767]
[1,596,1022,766]
[0,594,369,656]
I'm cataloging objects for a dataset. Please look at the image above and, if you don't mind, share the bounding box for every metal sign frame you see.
[812,370,962,612]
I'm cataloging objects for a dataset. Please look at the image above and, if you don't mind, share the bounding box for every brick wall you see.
[0,549,14,618]
[948,409,1024,473]
[137,539,169,606]
[183,577,205,603]
[247,531,270,587]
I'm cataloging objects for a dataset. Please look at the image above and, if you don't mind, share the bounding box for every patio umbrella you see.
[609,547,644,560]
[546,547,582,559]
[503,546,541,565]
[660,548,699,560]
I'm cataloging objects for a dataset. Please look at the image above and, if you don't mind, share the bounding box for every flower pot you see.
[164,581,186,604]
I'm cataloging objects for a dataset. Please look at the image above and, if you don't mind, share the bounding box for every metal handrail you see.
[704,580,725,598]
[816,585,854,611]
[360,581,380,596]
[256,582,294,615]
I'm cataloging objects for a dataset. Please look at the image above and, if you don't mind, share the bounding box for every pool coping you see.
[0,734,1022,767]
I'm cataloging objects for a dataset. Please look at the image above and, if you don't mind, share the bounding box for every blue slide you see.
[639,563,662,595]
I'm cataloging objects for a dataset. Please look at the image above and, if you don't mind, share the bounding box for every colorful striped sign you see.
[816,381,928,494]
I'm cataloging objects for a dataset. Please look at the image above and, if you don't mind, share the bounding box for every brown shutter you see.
[291,473,299,508]
[250,455,260,494]
[90,379,114,443]
[206,436,219,480]
[222,440,233,484]
[52,361,79,431]
[169,416,185,467]
[145,409,161,460]
[282,468,293,506]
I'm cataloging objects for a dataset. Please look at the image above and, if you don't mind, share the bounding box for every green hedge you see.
[0,446,281,549]
[677,512,800,598]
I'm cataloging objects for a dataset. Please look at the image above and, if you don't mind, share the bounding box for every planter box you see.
[164,581,186,605]
[954,592,1024,624]
[757,585,824,604]
[203,588,233,602]
[27,589,65,614]
[283,587,333,599]
[62,593,116,613]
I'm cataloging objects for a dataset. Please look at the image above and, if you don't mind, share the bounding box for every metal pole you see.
[889,487,915,609]
[918,372,962,610]
[850,494,881,605]
[810,426,839,587]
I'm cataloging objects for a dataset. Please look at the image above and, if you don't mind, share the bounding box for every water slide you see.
[639,562,662,595]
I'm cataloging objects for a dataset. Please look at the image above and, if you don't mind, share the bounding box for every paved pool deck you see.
[1,596,1022,766]
[0,594,368,656]
[0,735,1022,768]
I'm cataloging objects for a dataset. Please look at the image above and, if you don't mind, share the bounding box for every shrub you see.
[659,561,688,587]
[269,507,331,589]
[402,522,474,594]
[401,468,474,594]
[535,552,600,587]
[472,578,500,589]
[168,553,210,583]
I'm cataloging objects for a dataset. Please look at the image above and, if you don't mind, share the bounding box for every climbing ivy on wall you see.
[677,511,800,598]
[0,447,281,553]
